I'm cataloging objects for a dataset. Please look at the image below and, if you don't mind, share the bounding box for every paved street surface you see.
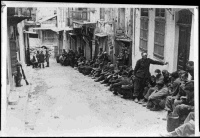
[4,58,168,137]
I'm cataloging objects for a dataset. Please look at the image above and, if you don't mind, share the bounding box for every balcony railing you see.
[71,10,89,22]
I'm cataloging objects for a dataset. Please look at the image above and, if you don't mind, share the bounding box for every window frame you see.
[153,9,166,60]
[100,8,105,20]
[139,8,149,52]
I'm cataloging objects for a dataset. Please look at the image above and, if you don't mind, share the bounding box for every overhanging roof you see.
[7,16,31,26]
[32,27,54,30]
[23,31,37,34]
[116,38,132,42]
[51,27,73,32]
[95,33,108,37]
[38,14,57,23]
[73,20,96,25]
[32,27,73,32]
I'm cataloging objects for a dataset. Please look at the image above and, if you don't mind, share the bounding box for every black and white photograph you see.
[1,1,199,137]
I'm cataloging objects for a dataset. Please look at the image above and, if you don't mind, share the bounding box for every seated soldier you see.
[91,63,104,79]
[120,70,135,99]
[142,69,164,104]
[164,71,189,113]
[108,66,130,90]
[100,65,121,86]
[95,63,114,82]
[146,80,169,111]
[138,75,156,104]
[186,61,194,80]
[111,70,133,96]
[161,112,195,137]
[162,70,171,86]
[88,59,100,77]
[82,60,96,75]
[169,80,194,124]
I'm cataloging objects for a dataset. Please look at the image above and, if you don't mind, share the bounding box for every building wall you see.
[189,9,194,62]
[132,8,195,75]
[36,7,57,22]
[133,9,178,75]
[17,21,26,67]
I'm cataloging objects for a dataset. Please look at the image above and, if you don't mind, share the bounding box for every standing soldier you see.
[133,52,168,103]
[116,49,125,68]
[39,51,45,68]
[14,61,23,87]
[97,48,103,63]
[45,49,50,67]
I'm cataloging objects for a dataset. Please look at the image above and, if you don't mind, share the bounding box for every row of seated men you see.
[75,54,195,137]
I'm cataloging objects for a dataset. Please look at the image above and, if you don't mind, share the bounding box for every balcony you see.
[71,10,89,22]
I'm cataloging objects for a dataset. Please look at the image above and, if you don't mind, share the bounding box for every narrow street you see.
[4,58,168,137]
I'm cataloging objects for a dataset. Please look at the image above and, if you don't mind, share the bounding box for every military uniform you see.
[133,58,166,100]
[14,62,22,87]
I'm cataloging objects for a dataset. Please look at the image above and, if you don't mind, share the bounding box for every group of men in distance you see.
[31,48,51,68]
[58,49,79,68]
[57,47,195,137]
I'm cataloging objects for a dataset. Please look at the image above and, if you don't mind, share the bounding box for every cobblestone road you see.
[4,58,168,136]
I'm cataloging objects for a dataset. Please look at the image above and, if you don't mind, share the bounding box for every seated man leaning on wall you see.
[164,71,189,114]
[162,69,171,87]
[91,62,105,79]
[94,62,112,82]
[145,80,169,111]
[169,80,194,124]
[111,70,133,96]
[186,61,194,81]
[98,64,115,83]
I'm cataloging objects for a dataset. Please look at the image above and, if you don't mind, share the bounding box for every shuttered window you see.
[154,8,166,59]
[139,8,149,52]
[100,8,105,20]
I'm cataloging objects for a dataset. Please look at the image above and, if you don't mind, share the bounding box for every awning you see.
[116,38,132,42]
[32,27,55,30]
[95,33,108,37]
[38,14,57,23]
[23,31,37,34]
[73,20,96,25]
[51,27,73,32]
[7,16,31,26]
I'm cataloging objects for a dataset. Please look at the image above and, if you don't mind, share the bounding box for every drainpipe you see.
[133,8,136,57]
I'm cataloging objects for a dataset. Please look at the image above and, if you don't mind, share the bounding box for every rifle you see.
[21,66,29,85]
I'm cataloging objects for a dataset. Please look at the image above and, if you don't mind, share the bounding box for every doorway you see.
[177,9,192,71]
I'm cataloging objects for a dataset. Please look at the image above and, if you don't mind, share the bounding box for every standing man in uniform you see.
[45,49,50,67]
[133,52,168,103]
[39,51,45,68]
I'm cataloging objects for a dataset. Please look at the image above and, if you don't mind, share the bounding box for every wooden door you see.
[177,9,192,71]
[177,26,191,70]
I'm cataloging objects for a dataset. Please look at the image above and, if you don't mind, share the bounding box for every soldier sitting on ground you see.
[109,67,133,96]
[141,69,164,105]
[138,75,156,105]
[91,63,105,79]
[164,71,189,114]
[165,80,194,134]
[94,62,112,82]
[145,80,169,111]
